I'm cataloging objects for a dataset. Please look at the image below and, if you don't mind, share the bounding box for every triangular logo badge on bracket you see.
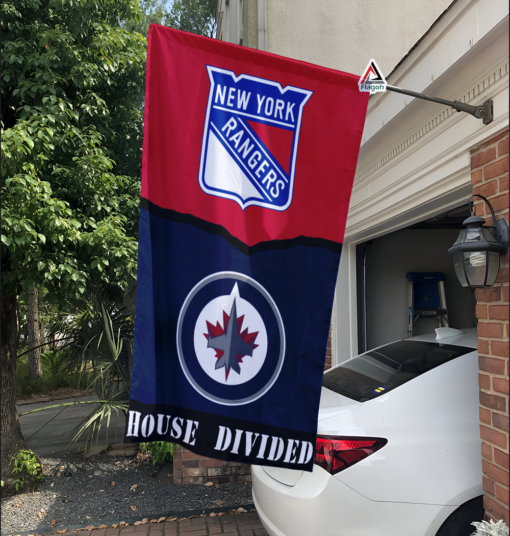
[359,59,387,94]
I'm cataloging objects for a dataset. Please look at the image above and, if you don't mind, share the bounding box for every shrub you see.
[140,442,177,465]
[471,519,510,536]
[11,449,44,493]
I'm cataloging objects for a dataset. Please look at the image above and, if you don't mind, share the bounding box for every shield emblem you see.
[199,66,313,211]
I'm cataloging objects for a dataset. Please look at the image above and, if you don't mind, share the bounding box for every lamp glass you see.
[485,251,500,286]
[453,253,468,287]
[465,228,483,242]
[464,251,487,287]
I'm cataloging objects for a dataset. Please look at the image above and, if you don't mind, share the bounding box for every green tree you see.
[167,0,217,38]
[123,0,217,39]
[0,0,146,479]
[122,0,172,38]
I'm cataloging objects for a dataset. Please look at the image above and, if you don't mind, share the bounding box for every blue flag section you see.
[127,201,341,470]
[124,27,368,471]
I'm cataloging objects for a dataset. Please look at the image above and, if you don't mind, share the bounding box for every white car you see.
[252,327,483,536]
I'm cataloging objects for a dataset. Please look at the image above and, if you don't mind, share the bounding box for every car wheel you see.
[436,496,484,536]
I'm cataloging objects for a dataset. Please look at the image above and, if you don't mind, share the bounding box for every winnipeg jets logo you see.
[205,289,259,380]
[199,66,313,211]
[177,272,285,406]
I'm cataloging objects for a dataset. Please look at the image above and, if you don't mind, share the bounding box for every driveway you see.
[18,395,126,456]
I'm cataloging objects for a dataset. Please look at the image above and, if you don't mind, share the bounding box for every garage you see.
[356,204,477,353]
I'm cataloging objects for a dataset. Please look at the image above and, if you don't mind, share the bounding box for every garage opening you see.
[357,204,477,353]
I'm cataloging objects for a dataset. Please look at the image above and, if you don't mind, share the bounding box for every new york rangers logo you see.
[177,272,286,405]
[199,67,313,211]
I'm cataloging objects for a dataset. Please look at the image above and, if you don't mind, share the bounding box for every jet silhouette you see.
[207,298,255,377]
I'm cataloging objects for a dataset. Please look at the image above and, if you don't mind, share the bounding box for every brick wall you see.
[173,447,251,485]
[471,130,509,525]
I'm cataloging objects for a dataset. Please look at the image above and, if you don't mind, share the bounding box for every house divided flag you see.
[124,25,368,472]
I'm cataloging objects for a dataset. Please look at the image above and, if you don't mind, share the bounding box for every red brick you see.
[496,267,509,284]
[478,322,504,339]
[480,392,507,411]
[480,132,508,149]
[476,287,502,302]
[493,412,509,433]
[472,147,497,169]
[475,201,485,217]
[477,305,488,319]
[496,484,509,505]
[479,356,507,374]
[493,377,510,395]
[499,138,509,157]
[178,528,207,536]
[500,174,509,193]
[474,180,499,198]
[484,494,510,525]
[482,441,493,460]
[489,305,509,320]
[482,459,510,486]
[480,425,508,449]
[483,475,496,494]
[200,459,224,468]
[491,341,509,358]
[484,158,510,181]
[471,169,483,185]
[503,286,509,302]
[478,339,490,355]
[182,467,205,477]
[479,374,491,390]
[480,408,493,429]
[182,450,204,460]
[182,460,200,468]
[495,448,510,470]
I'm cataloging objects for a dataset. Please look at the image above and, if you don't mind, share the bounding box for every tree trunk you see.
[1,287,26,480]
[27,285,43,380]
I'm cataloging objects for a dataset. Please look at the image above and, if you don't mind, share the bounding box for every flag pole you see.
[385,85,493,125]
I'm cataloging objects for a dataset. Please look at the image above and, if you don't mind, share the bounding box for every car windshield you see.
[322,340,473,402]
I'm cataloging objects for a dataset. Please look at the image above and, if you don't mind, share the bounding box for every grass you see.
[15,351,89,399]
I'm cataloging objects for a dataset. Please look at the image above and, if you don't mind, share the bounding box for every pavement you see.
[13,399,269,536]
[18,396,125,456]
[10,512,268,536]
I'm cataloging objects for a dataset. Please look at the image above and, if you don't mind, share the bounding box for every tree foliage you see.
[123,0,217,38]
[1,0,147,306]
[167,0,217,38]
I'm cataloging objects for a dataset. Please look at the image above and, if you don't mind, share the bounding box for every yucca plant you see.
[20,296,135,450]
[72,302,133,448]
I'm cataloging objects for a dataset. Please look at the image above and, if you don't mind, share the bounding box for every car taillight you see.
[314,436,387,475]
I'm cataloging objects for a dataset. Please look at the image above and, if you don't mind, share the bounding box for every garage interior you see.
[356,204,478,353]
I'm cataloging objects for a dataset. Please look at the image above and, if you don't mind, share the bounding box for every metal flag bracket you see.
[386,85,494,125]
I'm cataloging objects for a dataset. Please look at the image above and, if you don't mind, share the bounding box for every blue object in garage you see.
[406,273,448,337]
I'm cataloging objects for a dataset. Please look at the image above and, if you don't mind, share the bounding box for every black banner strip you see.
[124,399,316,472]
[140,197,342,255]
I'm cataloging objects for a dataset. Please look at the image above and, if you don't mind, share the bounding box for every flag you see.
[124,25,368,471]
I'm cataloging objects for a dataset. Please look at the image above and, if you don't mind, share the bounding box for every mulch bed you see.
[1,451,253,535]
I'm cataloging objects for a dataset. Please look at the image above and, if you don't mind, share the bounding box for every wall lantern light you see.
[448,195,509,288]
